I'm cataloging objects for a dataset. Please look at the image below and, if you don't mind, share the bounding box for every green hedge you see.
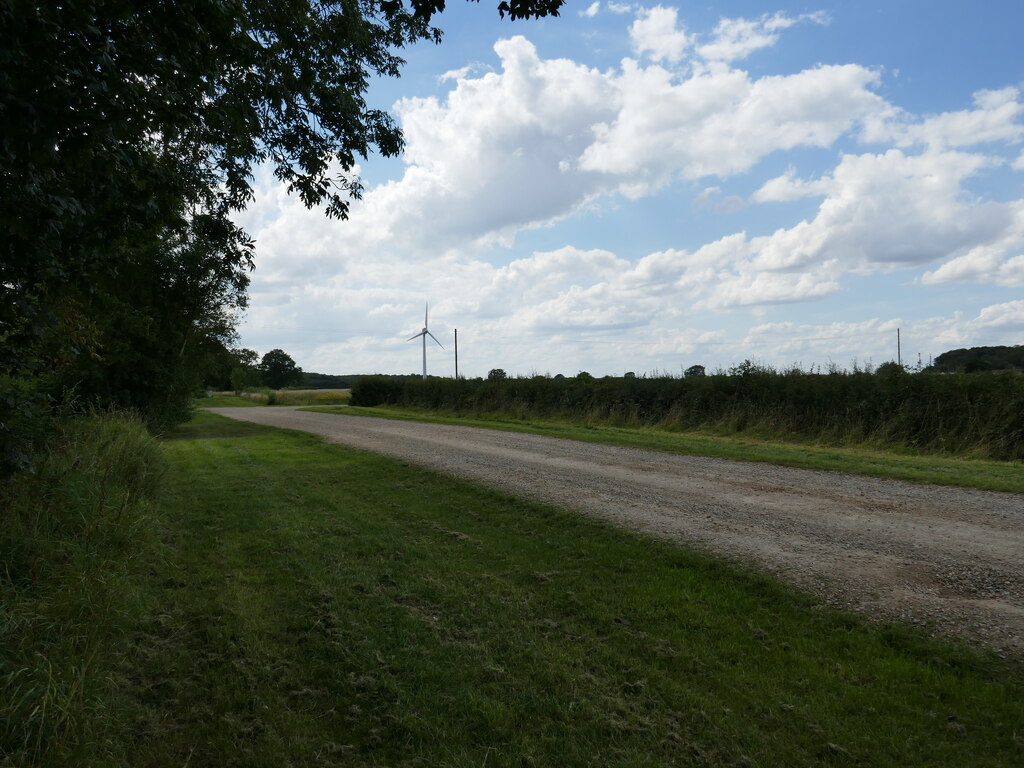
[351,367,1024,460]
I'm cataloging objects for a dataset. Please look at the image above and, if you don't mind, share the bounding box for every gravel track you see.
[208,406,1024,656]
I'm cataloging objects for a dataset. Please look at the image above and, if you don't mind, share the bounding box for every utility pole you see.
[897,327,902,367]
[454,328,459,379]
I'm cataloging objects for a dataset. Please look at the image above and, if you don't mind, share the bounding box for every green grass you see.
[1,412,162,766]
[111,412,1024,767]
[195,392,263,407]
[197,389,350,408]
[303,405,1024,494]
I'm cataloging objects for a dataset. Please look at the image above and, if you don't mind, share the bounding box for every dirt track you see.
[207,406,1024,656]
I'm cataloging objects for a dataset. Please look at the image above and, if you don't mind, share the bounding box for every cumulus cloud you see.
[740,301,1024,368]
[750,149,1011,270]
[919,200,1024,286]
[580,1,600,18]
[578,61,886,197]
[863,86,1024,149]
[232,10,1024,378]
[286,33,892,254]
[751,168,830,202]
[696,11,829,63]
[629,6,692,63]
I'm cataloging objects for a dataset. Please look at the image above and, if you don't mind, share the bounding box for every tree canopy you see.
[260,349,304,389]
[0,0,563,471]
[926,345,1024,373]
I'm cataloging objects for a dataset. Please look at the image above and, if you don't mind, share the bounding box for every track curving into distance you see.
[207,406,1024,656]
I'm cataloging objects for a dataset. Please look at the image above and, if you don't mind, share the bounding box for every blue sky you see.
[233,1,1024,377]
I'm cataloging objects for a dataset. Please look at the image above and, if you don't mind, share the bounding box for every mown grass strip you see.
[117,412,1024,767]
[197,390,350,408]
[301,405,1024,494]
[195,393,262,407]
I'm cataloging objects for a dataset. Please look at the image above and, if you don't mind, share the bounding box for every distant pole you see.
[454,329,459,379]
[897,328,901,367]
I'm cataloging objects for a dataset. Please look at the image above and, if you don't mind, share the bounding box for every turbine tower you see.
[407,302,443,379]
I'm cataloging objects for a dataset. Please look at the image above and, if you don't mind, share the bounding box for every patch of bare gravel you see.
[207,406,1024,656]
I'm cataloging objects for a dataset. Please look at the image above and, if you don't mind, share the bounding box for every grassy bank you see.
[304,405,1024,494]
[198,389,350,408]
[112,412,1022,766]
[0,413,162,766]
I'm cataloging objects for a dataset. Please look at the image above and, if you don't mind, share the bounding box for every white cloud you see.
[580,1,600,18]
[696,11,829,63]
[739,301,1024,368]
[975,299,1024,330]
[864,86,1024,149]
[748,149,1013,272]
[301,34,894,253]
[919,201,1024,286]
[752,168,830,202]
[578,61,886,197]
[231,12,1024,378]
[629,6,692,63]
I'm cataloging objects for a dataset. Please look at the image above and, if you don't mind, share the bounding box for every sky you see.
[232,0,1024,378]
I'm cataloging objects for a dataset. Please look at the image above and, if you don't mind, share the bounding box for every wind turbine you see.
[407,302,444,379]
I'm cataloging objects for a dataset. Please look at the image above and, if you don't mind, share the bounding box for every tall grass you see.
[0,412,162,766]
[351,365,1024,460]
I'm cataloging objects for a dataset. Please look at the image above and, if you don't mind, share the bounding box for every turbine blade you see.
[407,331,426,341]
[427,330,444,349]
[425,302,429,326]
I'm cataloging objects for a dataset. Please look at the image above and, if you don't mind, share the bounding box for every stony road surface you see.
[207,406,1024,656]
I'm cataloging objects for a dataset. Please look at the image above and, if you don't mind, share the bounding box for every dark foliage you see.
[926,345,1024,373]
[302,371,360,389]
[259,349,303,389]
[0,0,562,471]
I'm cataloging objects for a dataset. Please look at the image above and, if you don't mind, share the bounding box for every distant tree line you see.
[351,362,1024,460]
[925,345,1024,374]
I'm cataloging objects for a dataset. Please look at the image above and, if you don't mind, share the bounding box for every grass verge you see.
[197,390,350,408]
[1,412,162,766]
[115,412,1023,767]
[303,405,1024,493]
[195,392,262,407]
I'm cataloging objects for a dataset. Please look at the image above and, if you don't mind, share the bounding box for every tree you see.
[0,0,564,470]
[684,364,706,378]
[925,345,1024,373]
[487,368,508,381]
[260,350,303,389]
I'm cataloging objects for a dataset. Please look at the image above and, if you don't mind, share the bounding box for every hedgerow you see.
[351,365,1024,460]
